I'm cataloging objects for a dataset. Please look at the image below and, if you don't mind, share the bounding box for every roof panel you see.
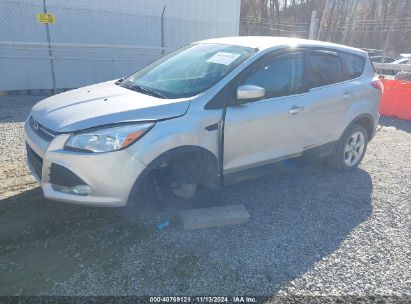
[195,36,367,56]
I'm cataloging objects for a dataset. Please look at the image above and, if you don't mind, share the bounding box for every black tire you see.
[328,123,369,171]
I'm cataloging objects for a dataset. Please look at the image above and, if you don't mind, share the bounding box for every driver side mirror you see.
[236,85,265,103]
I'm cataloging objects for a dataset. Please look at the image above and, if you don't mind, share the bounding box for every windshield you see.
[119,43,256,99]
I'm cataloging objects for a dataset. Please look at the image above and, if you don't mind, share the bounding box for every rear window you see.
[340,52,366,80]
[307,51,343,89]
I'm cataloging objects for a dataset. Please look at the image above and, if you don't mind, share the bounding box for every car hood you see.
[30,80,191,132]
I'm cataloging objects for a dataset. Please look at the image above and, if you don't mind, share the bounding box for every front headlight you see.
[65,122,154,153]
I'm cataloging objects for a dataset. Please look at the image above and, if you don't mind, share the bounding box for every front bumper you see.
[24,119,146,207]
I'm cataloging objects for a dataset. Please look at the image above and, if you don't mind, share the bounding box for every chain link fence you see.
[240,18,310,38]
[0,0,239,93]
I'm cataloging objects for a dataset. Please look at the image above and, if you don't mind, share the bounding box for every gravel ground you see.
[0,95,410,297]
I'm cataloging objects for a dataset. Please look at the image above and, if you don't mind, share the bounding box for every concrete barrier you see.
[380,79,411,120]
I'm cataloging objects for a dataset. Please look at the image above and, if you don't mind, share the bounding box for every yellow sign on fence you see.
[37,13,56,24]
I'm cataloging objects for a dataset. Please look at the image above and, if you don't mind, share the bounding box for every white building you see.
[0,0,241,91]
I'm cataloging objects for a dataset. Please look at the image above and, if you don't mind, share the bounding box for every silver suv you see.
[25,37,382,207]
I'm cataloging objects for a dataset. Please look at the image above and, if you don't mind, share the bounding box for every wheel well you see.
[127,146,220,204]
[351,115,374,140]
[142,146,220,188]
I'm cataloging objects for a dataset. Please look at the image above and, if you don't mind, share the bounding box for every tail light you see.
[371,79,384,93]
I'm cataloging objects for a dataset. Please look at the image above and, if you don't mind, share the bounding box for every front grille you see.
[29,116,57,142]
[26,143,43,179]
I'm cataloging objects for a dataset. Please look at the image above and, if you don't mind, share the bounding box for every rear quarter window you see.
[339,52,366,80]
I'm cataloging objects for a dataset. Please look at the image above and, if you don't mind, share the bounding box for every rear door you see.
[300,49,347,148]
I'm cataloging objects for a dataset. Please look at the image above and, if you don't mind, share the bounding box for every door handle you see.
[342,92,353,100]
[288,105,305,115]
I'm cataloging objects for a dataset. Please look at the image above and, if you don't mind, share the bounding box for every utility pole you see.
[42,0,56,94]
[309,10,317,40]
[382,26,391,64]
[161,5,166,55]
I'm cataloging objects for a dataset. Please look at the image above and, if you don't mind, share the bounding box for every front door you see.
[223,50,308,174]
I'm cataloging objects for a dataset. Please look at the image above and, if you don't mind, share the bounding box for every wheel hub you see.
[344,131,365,167]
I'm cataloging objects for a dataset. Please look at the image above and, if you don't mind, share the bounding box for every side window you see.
[339,52,366,80]
[308,51,343,89]
[243,52,305,98]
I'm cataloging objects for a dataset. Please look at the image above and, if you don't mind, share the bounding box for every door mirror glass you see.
[236,85,265,101]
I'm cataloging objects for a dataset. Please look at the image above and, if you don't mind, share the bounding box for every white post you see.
[309,10,317,40]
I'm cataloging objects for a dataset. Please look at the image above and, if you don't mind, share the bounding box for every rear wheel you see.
[328,124,368,171]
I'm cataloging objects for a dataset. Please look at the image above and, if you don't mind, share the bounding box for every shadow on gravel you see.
[0,187,153,295]
[0,162,373,295]
[379,115,411,133]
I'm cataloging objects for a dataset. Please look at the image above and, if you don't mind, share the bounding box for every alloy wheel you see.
[344,131,365,166]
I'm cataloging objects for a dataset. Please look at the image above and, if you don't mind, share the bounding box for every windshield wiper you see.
[118,82,167,99]
[133,85,167,99]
